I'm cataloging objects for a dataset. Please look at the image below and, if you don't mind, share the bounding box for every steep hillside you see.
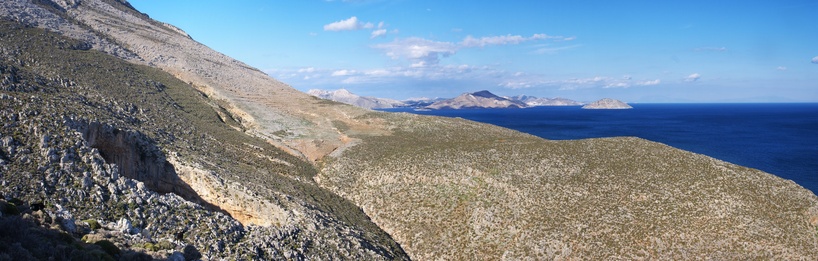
[3,0,384,163]
[0,19,405,260]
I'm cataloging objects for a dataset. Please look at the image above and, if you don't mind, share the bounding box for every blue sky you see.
[130,0,818,102]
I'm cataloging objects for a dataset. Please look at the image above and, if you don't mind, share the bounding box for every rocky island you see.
[509,95,583,106]
[2,1,818,260]
[307,89,405,109]
[426,90,527,109]
[582,98,633,109]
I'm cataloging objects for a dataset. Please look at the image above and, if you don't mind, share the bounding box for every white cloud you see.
[324,17,390,39]
[324,16,362,31]
[331,69,356,76]
[637,79,661,86]
[500,81,538,89]
[298,67,316,73]
[373,37,458,66]
[532,44,581,55]
[685,73,701,82]
[604,82,630,88]
[501,76,661,90]
[777,66,787,71]
[371,29,387,39]
[694,47,727,52]
[460,34,571,48]
[812,56,818,64]
[373,33,573,66]
[365,69,390,76]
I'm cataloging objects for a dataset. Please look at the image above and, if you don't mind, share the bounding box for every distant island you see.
[508,95,584,106]
[307,89,584,109]
[425,90,527,109]
[307,89,406,109]
[582,98,633,109]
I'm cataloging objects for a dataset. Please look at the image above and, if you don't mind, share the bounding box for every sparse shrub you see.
[83,219,101,230]
[94,240,120,257]
[183,244,202,260]
[57,231,76,244]
[87,249,116,261]
[142,242,160,252]
[0,201,20,216]
[156,240,174,250]
[119,251,153,261]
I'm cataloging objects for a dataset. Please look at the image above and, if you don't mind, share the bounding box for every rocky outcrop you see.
[426,90,528,109]
[0,0,140,61]
[582,98,633,109]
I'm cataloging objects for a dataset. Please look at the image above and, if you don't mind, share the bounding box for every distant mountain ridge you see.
[582,98,633,109]
[508,95,584,106]
[426,90,528,109]
[308,89,405,109]
[306,89,586,110]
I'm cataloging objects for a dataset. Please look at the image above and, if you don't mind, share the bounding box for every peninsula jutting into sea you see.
[1,1,817,260]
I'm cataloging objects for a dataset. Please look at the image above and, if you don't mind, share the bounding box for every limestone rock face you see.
[582,98,633,109]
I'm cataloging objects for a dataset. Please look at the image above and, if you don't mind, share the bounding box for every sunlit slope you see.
[12,0,386,162]
[319,112,818,260]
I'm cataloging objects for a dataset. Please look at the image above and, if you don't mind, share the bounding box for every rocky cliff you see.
[2,0,818,260]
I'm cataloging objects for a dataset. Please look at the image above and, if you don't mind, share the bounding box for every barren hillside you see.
[2,0,818,260]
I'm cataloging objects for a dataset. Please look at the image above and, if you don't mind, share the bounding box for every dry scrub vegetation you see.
[318,111,818,260]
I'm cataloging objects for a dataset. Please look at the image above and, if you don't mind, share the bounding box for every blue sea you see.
[381,103,818,194]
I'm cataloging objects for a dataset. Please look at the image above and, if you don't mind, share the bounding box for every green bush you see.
[83,219,101,230]
[94,240,120,257]
[142,242,160,251]
[1,202,20,216]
